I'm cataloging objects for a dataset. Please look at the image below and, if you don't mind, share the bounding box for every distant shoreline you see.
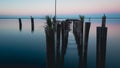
[0,17,120,19]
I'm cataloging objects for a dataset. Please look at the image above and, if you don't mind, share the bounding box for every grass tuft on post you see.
[79,15,85,22]
[46,16,53,30]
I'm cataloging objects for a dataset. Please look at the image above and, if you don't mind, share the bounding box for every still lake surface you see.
[0,19,120,68]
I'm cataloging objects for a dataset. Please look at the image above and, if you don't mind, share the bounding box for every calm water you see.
[0,19,120,68]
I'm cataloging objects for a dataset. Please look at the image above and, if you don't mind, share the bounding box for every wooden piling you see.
[45,28,55,68]
[31,16,34,32]
[56,23,61,68]
[83,22,91,68]
[96,14,107,68]
[18,18,22,31]
[96,27,107,68]
[84,22,91,51]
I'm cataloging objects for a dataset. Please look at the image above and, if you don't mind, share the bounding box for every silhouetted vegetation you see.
[79,15,85,22]
[46,16,53,30]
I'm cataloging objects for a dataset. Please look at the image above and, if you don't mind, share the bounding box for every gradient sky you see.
[0,0,120,16]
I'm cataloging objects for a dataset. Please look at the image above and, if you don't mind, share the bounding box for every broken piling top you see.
[102,14,106,27]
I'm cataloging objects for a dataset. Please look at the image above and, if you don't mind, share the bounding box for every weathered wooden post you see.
[31,16,34,32]
[61,21,66,65]
[73,20,83,55]
[56,23,61,68]
[18,18,22,31]
[45,16,55,68]
[83,22,91,68]
[45,28,55,68]
[96,15,107,68]
[80,16,84,55]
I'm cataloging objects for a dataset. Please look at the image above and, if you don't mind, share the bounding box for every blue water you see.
[0,19,120,68]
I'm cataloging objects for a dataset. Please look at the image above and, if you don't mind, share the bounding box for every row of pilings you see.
[18,16,34,32]
[18,15,107,68]
[45,15,108,68]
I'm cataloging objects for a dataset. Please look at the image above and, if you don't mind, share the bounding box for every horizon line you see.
[0,17,120,19]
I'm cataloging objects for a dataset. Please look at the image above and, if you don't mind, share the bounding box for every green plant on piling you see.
[79,15,85,22]
[46,16,53,30]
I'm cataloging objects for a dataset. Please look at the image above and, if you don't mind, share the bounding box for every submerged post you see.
[18,18,22,31]
[96,14,107,68]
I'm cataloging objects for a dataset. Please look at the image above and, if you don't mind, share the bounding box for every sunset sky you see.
[0,0,120,16]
